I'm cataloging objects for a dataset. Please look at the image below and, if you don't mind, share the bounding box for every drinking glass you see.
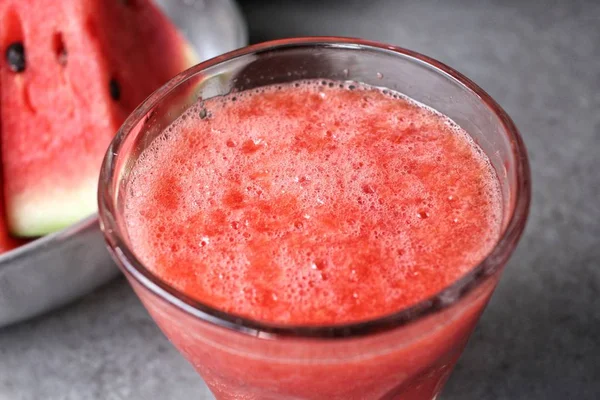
[98,37,530,400]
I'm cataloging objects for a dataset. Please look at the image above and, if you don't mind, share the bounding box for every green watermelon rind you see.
[8,177,98,237]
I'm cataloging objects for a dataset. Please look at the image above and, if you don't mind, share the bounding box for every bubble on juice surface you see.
[124,79,502,325]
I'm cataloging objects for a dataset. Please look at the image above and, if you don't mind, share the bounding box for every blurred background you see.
[1,0,599,399]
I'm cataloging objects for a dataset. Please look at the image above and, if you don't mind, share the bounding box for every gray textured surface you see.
[1,0,599,399]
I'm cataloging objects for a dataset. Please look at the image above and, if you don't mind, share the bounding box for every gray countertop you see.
[1,0,599,399]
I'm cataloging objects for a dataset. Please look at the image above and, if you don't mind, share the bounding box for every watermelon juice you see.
[99,39,530,400]
[126,81,499,398]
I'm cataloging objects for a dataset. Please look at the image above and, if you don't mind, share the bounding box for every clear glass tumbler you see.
[98,37,530,400]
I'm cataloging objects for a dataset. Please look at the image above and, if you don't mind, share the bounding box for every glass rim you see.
[98,37,531,339]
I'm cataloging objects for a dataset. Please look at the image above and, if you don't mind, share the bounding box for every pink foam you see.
[124,80,502,325]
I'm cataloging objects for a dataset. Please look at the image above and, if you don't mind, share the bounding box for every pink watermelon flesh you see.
[0,78,24,252]
[0,174,25,252]
[0,0,197,237]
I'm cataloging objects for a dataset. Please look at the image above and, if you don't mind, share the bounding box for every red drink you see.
[99,38,530,400]
[126,81,499,397]
[126,81,501,325]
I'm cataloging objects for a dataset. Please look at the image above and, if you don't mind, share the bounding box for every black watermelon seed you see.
[199,108,210,120]
[6,42,26,73]
[109,79,121,101]
[53,32,67,66]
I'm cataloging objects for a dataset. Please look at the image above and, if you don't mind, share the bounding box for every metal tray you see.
[0,0,247,328]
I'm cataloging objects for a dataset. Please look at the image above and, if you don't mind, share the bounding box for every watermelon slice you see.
[0,0,197,237]
[0,78,22,252]
[0,52,23,252]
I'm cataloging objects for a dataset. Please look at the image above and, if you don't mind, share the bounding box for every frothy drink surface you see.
[125,80,502,325]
